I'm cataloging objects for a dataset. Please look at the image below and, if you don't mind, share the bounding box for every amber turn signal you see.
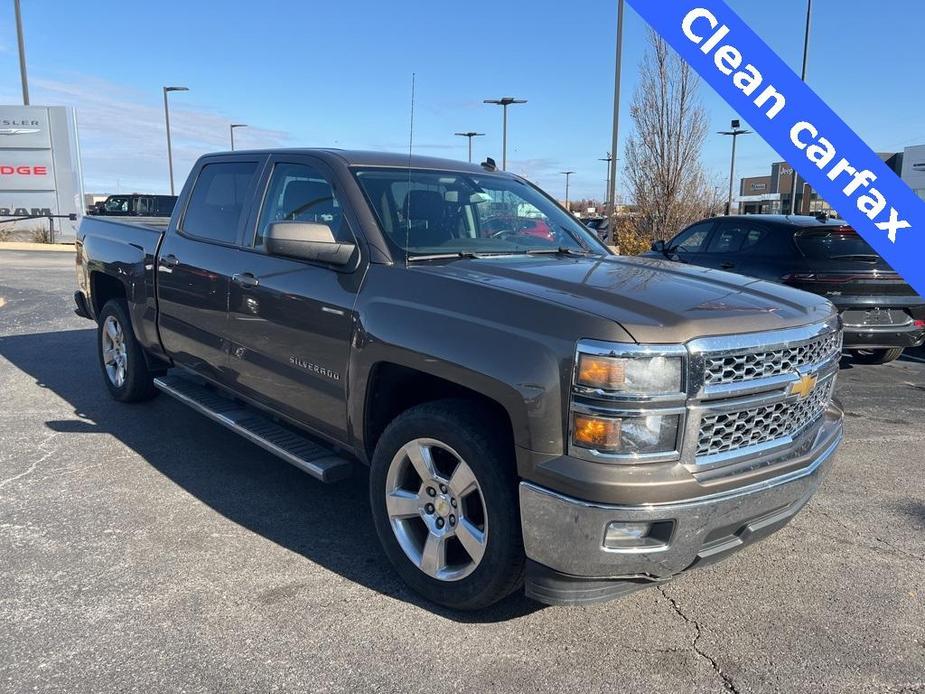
[573,414,622,450]
[577,355,626,390]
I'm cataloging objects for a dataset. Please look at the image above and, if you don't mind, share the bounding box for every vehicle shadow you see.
[0,328,542,624]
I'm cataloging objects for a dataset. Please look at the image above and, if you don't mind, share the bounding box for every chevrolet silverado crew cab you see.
[75,150,844,609]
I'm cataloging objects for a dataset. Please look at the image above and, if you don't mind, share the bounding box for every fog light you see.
[603,520,674,550]
[603,521,651,548]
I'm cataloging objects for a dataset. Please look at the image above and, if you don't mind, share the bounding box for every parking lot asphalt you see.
[1,249,923,694]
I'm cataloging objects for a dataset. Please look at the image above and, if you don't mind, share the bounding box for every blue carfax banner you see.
[626,0,925,298]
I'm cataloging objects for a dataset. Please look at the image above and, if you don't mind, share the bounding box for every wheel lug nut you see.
[426,487,436,497]
[439,484,448,494]
[425,503,434,514]
[451,498,457,508]
[449,514,456,526]
[436,518,445,529]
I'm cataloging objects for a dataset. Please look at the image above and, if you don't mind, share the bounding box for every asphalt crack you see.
[657,585,741,694]
[0,432,59,492]
[812,506,925,562]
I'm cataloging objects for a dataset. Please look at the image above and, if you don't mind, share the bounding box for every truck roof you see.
[206,148,493,174]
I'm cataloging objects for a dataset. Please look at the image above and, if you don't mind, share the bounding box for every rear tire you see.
[97,299,158,402]
[369,399,524,610]
[850,348,904,365]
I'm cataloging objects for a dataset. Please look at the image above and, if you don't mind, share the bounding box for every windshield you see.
[354,168,608,257]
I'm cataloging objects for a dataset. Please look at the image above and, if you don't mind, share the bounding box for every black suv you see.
[648,215,925,364]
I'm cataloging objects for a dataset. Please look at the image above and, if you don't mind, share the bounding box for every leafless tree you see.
[622,31,720,247]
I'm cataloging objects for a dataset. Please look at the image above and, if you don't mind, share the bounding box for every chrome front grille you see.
[703,330,842,387]
[696,377,834,458]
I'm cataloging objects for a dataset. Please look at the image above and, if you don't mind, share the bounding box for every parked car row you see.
[646,214,925,364]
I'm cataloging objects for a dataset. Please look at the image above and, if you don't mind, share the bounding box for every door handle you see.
[720,262,735,269]
[232,272,260,288]
[160,254,179,269]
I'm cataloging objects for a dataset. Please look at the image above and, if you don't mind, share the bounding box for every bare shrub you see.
[623,31,723,248]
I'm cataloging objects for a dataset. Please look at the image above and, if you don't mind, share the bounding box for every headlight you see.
[573,412,681,455]
[576,353,682,396]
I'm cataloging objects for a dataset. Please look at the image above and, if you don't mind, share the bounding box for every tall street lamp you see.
[14,0,29,105]
[163,86,189,195]
[483,97,527,171]
[454,131,485,163]
[607,0,626,220]
[230,123,247,151]
[719,119,752,215]
[599,153,613,209]
[789,0,813,215]
[560,171,575,212]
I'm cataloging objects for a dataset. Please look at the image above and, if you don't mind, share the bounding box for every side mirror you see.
[265,221,355,265]
[651,239,667,254]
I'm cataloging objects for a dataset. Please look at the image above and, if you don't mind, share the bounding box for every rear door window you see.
[182,161,259,244]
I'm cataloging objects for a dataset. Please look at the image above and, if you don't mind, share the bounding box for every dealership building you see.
[737,151,909,217]
[0,105,84,243]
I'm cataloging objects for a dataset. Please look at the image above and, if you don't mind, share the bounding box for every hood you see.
[412,254,836,344]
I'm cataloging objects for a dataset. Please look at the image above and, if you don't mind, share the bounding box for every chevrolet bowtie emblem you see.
[789,373,818,400]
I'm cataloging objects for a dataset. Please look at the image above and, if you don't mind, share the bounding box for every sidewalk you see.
[0,242,75,252]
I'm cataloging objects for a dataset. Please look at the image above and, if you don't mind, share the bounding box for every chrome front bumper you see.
[520,407,843,604]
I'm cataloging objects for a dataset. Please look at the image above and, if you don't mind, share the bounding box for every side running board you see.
[153,374,353,483]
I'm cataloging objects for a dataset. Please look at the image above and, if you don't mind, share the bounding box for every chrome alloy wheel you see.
[384,438,488,581]
[101,315,128,388]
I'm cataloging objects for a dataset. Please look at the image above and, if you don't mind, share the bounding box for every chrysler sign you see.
[0,105,82,241]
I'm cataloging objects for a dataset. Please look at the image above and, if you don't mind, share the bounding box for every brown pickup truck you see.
[74,149,844,609]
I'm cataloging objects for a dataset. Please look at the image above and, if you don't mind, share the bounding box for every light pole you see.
[454,132,485,163]
[230,123,247,151]
[719,119,752,215]
[483,97,527,170]
[789,0,813,215]
[560,171,575,212]
[14,0,29,105]
[607,0,625,220]
[599,153,613,210]
[163,86,189,195]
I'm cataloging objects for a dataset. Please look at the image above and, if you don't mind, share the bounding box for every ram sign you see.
[0,105,83,243]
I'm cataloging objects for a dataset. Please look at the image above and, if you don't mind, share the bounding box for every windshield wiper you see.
[406,251,483,262]
[525,246,595,257]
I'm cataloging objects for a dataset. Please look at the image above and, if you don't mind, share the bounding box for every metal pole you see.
[561,171,575,212]
[502,104,508,171]
[607,0,625,220]
[164,88,175,195]
[727,133,738,216]
[163,86,189,196]
[14,0,29,105]
[468,137,473,163]
[230,123,247,152]
[789,0,813,215]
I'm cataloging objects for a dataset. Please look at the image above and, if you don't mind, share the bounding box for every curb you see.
[0,242,76,253]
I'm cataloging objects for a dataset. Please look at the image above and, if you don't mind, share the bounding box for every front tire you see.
[97,299,158,402]
[369,400,524,610]
[850,347,904,365]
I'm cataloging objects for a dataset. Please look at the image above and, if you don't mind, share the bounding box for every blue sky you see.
[1,1,923,200]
